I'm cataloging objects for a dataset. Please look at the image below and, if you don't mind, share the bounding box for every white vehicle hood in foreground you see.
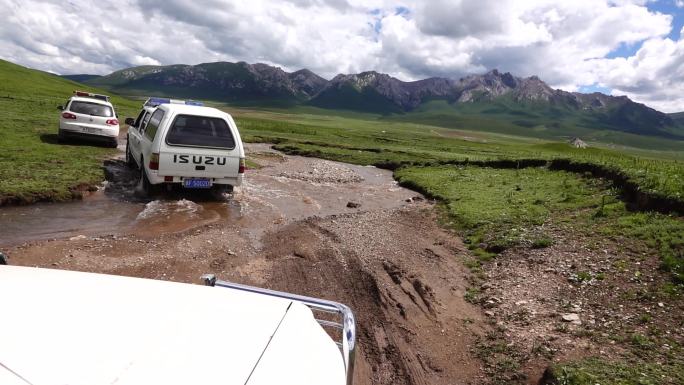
[0,266,345,385]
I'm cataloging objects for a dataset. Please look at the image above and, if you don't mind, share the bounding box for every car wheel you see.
[125,141,136,169]
[57,129,66,144]
[109,138,119,148]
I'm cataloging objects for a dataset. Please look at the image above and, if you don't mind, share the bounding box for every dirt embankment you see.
[2,144,488,385]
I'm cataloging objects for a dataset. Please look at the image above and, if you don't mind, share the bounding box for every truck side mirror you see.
[125,117,135,126]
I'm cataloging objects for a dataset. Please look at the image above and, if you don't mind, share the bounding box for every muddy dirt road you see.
[1,143,486,385]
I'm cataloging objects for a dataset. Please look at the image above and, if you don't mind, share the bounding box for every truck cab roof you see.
[155,103,231,119]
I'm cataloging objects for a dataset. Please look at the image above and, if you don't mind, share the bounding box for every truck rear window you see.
[69,101,113,117]
[165,115,236,149]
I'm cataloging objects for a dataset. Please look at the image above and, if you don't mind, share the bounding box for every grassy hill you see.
[670,111,684,127]
[0,59,139,204]
[61,74,101,83]
[232,99,679,151]
[391,99,684,151]
[308,83,404,114]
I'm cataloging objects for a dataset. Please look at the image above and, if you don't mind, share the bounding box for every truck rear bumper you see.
[147,173,243,187]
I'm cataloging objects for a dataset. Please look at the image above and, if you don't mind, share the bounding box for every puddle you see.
[0,193,141,245]
[132,199,239,237]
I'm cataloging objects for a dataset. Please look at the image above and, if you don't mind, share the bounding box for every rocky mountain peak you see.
[456,69,522,102]
[514,76,555,102]
[289,69,328,97]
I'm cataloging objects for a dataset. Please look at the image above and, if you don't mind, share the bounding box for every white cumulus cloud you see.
[0,0,682,111]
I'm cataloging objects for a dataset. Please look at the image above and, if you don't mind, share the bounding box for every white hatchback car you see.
[58,91,120,147]
[125,101,245,196]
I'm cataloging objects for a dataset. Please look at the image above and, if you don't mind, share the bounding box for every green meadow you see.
[0,59,139,203]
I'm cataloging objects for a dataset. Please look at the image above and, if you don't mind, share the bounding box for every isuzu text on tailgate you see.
[172,154,229,165]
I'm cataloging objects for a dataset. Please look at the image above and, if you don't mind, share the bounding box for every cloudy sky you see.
[2,0,683,111]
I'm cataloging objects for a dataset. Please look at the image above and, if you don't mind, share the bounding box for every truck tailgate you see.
[159,150,240,178]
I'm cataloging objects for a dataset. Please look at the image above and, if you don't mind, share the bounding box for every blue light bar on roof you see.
[143,97,203,108]
[144,97,170,108]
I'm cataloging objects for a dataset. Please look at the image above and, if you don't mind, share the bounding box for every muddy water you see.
[0,191,240,246]
[0,193,140,245]
[0,144,416,247]
[0,158,240,246]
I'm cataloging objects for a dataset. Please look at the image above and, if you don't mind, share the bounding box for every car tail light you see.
[238,158,245,174]
[105,119,119,125]
[149,153,159,170]
[61,112,77,119]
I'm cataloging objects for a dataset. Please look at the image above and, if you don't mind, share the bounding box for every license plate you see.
[82,126,98,134]
[183,178,212,188]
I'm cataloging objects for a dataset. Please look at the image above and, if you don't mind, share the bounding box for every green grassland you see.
[394,166,683,280]
[0,59,139,204]
[226,106,684,201]
[549,356,684,385]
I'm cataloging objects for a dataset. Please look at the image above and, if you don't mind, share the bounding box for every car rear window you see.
[165,115,236,149]
[69,101,113,117]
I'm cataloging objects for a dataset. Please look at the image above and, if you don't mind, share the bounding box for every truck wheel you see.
[211,184,233,199]
[125,141,136,169]
[135,163,151,198]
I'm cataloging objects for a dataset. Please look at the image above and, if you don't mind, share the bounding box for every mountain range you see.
[70,61,684,141]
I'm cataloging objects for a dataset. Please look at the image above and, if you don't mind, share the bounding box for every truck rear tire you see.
[215,184,233,194]
[125,142,136,169]
[135,163,152,198]
[211,184,233,199]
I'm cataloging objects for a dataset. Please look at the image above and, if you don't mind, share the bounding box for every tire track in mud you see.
[260,221,417,385]
[255,209,486,385]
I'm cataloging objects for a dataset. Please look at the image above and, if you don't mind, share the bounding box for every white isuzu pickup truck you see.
[125,99,245,196]
[0,265,356,385]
